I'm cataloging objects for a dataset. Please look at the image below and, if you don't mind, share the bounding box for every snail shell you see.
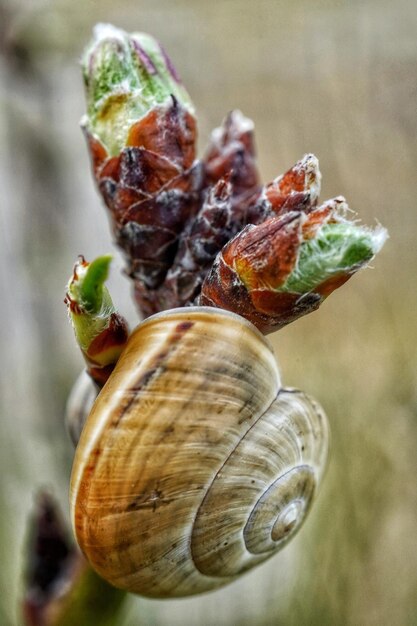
[70,307,328,598]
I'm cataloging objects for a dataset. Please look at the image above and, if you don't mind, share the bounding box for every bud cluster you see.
[78,23,387,334]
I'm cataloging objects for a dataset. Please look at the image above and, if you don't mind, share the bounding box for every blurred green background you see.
[0,0,416,624]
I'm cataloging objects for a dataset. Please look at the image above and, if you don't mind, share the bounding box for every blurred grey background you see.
[0,0,416,624]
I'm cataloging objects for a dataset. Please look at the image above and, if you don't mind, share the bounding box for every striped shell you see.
[70,307,328,598]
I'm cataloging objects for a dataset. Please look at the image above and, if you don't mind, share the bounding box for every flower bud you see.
[247,153,321,224]
[81,26,201,299]
[82,23,195,157]
[204,110,261,212]
[200,199,388,333]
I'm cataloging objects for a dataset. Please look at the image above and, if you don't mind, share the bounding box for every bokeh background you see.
[1,0,416,624]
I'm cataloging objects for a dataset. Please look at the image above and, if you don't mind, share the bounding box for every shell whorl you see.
[70,307,328,598]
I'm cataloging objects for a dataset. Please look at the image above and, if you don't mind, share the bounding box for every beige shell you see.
[70,307,328,598]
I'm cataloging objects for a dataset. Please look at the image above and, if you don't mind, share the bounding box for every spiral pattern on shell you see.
[70,307,328,598]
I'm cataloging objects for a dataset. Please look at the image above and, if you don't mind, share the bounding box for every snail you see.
[69,306,328,598]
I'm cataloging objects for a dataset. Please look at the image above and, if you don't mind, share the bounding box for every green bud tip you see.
[79,254,112,314]
[81,23,194,156]
[281,214,388,295]
[67,254,113,314]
